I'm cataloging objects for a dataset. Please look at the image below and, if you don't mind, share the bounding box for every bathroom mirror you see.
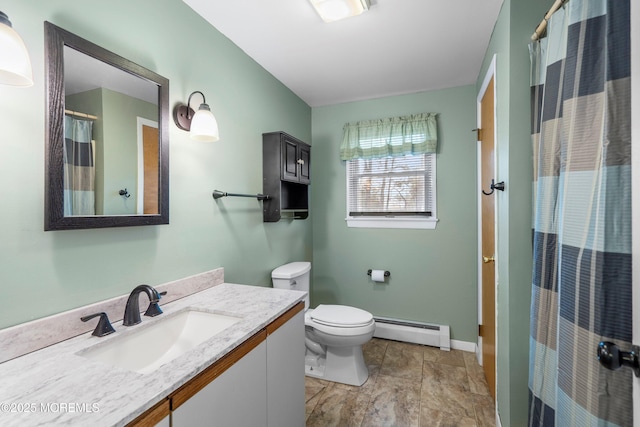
[44,22,169,230]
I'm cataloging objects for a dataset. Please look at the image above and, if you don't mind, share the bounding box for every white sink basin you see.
[80,309,242,374]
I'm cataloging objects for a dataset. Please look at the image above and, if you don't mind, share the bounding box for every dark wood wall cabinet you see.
[263,132,311,222]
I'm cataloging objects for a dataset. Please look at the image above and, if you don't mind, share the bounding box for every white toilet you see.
[271,262,375,386]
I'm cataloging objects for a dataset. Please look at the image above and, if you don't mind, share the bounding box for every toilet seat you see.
[306,305,375,337]
[310,305,373,328]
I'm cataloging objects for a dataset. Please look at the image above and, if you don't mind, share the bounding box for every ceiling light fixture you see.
[309,0,370,23]
[0,11,33,87]
[173,91,220,142]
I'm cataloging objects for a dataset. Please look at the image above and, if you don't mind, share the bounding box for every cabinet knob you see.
[297,159,305,165]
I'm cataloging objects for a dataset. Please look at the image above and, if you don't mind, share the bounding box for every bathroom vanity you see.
[0,283,306,427]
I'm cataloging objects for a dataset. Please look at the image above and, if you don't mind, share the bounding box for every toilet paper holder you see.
[367,269,390,277]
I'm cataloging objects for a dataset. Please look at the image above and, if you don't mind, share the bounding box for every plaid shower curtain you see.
[63,115,95,216]
[528,0,632,426]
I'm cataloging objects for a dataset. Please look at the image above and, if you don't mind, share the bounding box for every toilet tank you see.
[271,262,311,308]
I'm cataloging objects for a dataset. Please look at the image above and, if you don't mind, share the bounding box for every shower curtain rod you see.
[65,109,98,120]
[531,0,570,41]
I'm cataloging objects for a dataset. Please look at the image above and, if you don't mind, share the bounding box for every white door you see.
[632,1,639,424]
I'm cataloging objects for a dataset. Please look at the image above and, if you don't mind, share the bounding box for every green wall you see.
[0,0,311,329]
[476,0,553,425]
[311,85,478,342]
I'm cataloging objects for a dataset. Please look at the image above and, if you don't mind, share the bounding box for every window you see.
[341,112,438,229]
[346,153,437,229]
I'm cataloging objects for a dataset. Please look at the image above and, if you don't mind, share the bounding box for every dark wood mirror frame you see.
[44,21,169,231]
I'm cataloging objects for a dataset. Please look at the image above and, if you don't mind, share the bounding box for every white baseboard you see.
[450,339,477,353]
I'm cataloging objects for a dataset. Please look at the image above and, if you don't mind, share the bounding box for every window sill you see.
[345,217,439,230]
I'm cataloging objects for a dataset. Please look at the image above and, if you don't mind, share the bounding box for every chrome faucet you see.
[123,284,164,326]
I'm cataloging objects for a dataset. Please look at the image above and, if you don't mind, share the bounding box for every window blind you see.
[347,154,434,217]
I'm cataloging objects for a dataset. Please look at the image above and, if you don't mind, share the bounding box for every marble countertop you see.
[0,283,306,427]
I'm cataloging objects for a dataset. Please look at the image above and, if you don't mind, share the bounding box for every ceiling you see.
[64,47,158,105]
[182,0,504,107]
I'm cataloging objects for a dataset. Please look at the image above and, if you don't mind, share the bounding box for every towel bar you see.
[212,190,270,201]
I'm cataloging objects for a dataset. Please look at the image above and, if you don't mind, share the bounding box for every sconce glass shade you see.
[173,91,220,142]
[0,12,33,87]
[190,103,219,142]
[309,0,370,23]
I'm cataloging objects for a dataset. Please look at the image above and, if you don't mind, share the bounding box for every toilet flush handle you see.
[291,280,297,286]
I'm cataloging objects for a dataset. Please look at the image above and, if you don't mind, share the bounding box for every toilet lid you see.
[310,305,373,327]
[271,262,311,279]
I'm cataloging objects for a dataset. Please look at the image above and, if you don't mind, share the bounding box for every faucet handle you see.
[81,312,116,337]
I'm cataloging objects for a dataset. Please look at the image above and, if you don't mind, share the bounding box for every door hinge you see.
[479,324,484,337]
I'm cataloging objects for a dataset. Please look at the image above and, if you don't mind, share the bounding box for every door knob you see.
[482,255,495,263]
[597,341,640,377]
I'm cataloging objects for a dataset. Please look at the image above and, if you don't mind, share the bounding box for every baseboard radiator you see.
[373,316,450,351]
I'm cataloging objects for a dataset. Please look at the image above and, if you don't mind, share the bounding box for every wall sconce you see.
[309,0,370,23]
[0,11,33,87]
[173,91,219,142]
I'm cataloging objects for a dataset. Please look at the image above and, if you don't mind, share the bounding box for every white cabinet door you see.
[172,341,267,427]
[267,310,305,427]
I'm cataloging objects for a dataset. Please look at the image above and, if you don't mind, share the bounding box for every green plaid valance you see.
[340,112,437,161]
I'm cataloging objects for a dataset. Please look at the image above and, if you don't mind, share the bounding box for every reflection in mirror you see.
[45,22,169,230]
[64,47,159,216]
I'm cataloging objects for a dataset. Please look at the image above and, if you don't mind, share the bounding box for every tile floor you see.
[305,338,496,427]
